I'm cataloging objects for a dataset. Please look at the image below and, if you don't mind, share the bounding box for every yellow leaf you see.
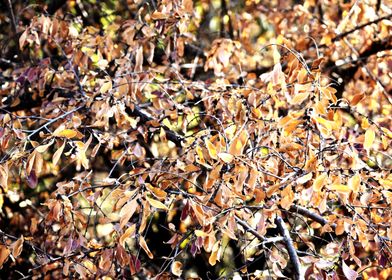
[328,184,350,193]
[364,128,375,151]
[205,138,218,159]
[217,152,234,163]
[146,196,168,210]
[381,127,392,138]
[53,129,78,139]
[139,236,153,259]
[312,173,327,192]
[100,80,112,94]
[348,174,360,194]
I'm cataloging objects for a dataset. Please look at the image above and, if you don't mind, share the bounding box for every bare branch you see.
[275,216,304,280]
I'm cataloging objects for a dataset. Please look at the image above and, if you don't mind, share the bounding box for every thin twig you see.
[332,13,392,42]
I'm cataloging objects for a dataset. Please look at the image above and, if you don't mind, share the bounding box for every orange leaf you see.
[0,164,9,192]
[135,45,143,72]
[53,129,78,139]
[208,240,221,266]
[350,92,365,105]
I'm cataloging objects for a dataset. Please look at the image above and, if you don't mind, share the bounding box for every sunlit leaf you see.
[146,196,168,210]
[139,236,153,259]
[328,184,350,193]
[217,152,234,163]
[364,128,375,151]
[171,261,183,277]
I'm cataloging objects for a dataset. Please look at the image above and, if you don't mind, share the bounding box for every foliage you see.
[0,0,391,279]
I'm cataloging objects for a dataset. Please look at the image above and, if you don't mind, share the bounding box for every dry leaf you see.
[11,236,24,258]
[218,152,234,163]
[146,196,168,210]
[171,261,183,276]
[52,141,66,166]
[139,236,153,259]
[342,261,358,280]
[364,128,375,151]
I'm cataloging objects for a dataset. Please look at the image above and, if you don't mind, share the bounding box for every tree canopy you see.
[0,0,391,279]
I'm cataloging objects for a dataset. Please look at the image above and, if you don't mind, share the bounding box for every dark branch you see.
[332,13,392,43]
[275,216,303,280]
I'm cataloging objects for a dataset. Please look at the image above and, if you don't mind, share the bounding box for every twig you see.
[332,13,392,42]
[275,216,304,280]
[6,0,17,35]
[27,104,85,140]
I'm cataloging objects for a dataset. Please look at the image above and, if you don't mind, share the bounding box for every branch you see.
[6,0,17,35]
[235,216,285,244]
[290,205,336,230]
[275,216,304,280]
[332,13,392,43]
[127,104,184,147]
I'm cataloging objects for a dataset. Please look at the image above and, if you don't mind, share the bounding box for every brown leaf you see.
[52,140,66,166]
[11,236,24,258]
[146,196,168,210]
[0,245,10,269]
[135,45,143,72]
[171,261,183,277]
[119,199,138,229]
[0,164,9,192]
[26,169,38,188]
